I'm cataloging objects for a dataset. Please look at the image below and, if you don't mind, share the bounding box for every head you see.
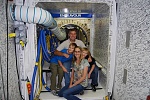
[68,29,77,41]
[82,47,90,59]
[68,43,77,54]
[73,46,82,63]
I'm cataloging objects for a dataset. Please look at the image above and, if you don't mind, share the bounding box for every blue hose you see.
[30,29,58,100]
[30,31,41,100]
[42,75,51,91]
[40,30,50,61]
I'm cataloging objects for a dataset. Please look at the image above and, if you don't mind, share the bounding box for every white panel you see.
[107,0,117,95]
[90,14,95,56]
[24,23,37,94]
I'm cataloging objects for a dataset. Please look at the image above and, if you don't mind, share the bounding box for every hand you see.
[88,57,92,62]
[88,73,91,78]
[69,84,73,88]
[47,51,51,54]
[62,67,68,73]
[63,53,69,58]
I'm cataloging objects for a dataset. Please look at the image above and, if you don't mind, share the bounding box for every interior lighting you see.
[63,8,68,13]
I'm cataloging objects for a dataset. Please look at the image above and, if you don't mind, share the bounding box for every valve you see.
[20,40,25,48]
[8,33,16,38]
[9,25,27,48]
[105,96,109,100]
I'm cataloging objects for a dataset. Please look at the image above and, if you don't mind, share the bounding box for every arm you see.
[54,40,69,57]
[54,50,64,56]
[71,66,88,87]
[54,50,69,58]
[69,68,74,88]
[58,60,68,73]
[88,64,95,78]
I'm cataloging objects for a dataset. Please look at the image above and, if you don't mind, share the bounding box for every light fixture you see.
[63,8,68,13]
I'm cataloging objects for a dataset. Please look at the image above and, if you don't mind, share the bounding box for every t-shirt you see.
[73,59,89,87]
[50,49,73,64]
[57,39,85,51]
[85,56,96,68]
[88,57,96,67]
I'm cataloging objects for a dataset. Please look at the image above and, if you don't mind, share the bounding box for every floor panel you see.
[39,85,105,100]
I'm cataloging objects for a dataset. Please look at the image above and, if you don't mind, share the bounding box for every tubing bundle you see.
[30,29,57,100]
[10,5,66,40]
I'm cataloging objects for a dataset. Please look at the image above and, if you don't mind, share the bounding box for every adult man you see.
[54,28,85,86]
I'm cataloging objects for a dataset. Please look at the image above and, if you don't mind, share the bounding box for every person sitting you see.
[82,47,99,92]
[58,46,89,100]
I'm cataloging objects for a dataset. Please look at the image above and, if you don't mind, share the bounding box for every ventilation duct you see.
[10,5,66,40]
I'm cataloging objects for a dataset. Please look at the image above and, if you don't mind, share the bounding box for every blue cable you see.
[30,29,58,100]
[40,30,50,61]
[42,75,51,92]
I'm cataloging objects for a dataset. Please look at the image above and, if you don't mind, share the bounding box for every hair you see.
[69,43,77,48]
[68,28,77,34]
[72,46,82,64]
[82,47,91,59]
[82,47,91,56]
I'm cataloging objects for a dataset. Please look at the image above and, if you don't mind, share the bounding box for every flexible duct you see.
[10,5,66,40]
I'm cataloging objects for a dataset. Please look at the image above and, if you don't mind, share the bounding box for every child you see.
[82,47,99,92]
[58,46,89,100]
[49,43,77,95]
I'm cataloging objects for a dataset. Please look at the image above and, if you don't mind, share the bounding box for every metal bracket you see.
[14,25,28,47]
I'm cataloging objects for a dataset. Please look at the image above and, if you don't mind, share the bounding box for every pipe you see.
[10,5,66,40]
[35,48,43,98]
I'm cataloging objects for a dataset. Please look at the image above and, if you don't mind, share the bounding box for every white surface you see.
[39,89,105,100]
[107,0,117,94]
